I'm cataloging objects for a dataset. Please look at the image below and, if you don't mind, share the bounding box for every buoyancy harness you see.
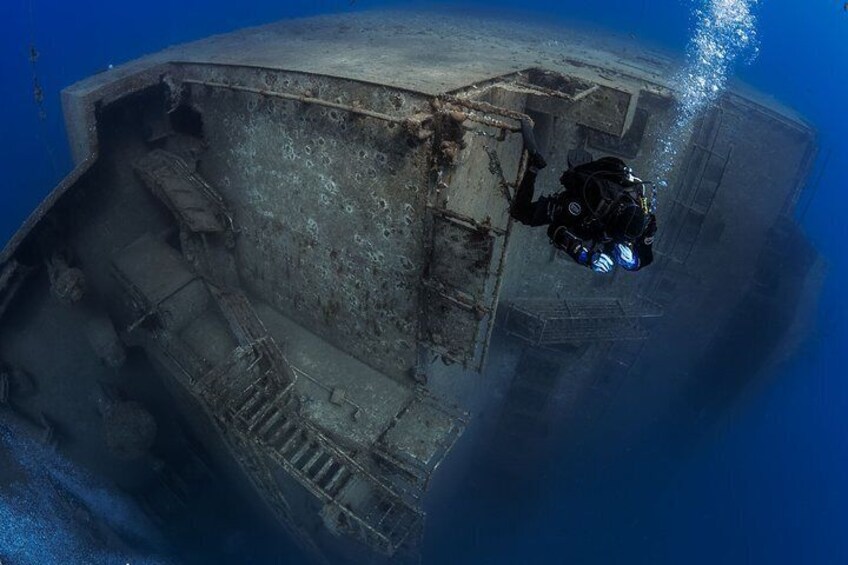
[560,158,643,221]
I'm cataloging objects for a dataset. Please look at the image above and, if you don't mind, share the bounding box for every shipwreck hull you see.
[0,11,821,563]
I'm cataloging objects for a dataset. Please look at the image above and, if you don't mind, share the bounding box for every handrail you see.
[181,78,408,124]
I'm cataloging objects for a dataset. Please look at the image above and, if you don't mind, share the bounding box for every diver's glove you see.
[590,252,614,274]
[614,243,639,271]
[528,152,548,172]
[520,118,548,171]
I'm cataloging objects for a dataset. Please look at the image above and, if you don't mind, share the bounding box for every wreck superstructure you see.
[0,11,822,563]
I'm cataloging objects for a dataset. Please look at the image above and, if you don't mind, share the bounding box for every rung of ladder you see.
[281,432,306,457]
[246,401,277,430]
[267,421,296,446]
[301,450,324,474]
[289,441,312,465]
[324,466,348,495]
[312,458,336,484]
[258,410,288,439]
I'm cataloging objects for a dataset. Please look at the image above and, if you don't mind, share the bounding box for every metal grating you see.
[655,107,731,264]
[504,298,662,345]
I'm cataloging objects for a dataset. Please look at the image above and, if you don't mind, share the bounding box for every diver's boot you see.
[520,118,547,171]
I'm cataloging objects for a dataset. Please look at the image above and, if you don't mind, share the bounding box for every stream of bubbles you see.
[651,0,760,198]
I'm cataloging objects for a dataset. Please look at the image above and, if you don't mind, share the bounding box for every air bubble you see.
[650,0,758,185]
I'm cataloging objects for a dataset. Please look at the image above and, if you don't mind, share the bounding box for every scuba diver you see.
[510,119,657,273]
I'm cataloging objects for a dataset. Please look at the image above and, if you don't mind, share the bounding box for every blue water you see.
[1,1,846,563]
[0,420,170,564]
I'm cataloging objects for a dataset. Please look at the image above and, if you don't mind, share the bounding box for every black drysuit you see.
[511,156,656,271]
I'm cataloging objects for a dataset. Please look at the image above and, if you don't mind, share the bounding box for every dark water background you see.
[1,1,846,563]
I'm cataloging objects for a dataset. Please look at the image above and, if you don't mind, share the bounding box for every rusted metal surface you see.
[417,100,522,370]
[133,287,426,556]
[428,214,496,299]
[134,150,229,233]
[108,155,463,556]
[420,283,486,363]
[181,78,409,125]
[513,80,600,103]
[210,287,297,392]
[186,69,434,382]
[374,392,466,494]
[441,95,526,129]
[120,276,418,555]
